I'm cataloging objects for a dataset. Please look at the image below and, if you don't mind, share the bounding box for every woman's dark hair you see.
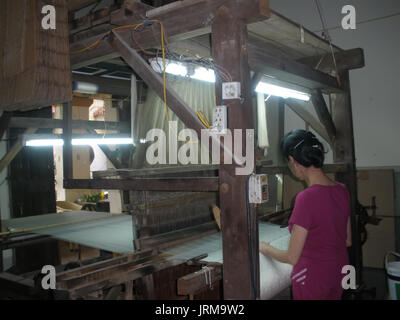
[281,130,325,168]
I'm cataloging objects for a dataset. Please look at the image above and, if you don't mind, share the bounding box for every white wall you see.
[271,0,400,168]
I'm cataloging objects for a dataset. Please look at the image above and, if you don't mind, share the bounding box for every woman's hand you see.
[259,241,272,256]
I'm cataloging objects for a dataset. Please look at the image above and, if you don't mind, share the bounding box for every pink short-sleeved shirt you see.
[288,183,351,300]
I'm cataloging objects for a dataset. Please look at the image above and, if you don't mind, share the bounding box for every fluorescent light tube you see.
[25,137,133,147]
[72,138,133,146]
[25,139,64,147]
[255,82,310,101]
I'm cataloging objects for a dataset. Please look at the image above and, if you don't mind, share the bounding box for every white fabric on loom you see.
[164,222,293,299]
[3,211,292,299]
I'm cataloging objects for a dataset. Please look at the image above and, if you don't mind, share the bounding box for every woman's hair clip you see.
[293,139,305,149]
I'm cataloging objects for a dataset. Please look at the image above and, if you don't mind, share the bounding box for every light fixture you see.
[71,81,99,94]
[23,134,134,147]
[72,138,133,146]
[150,58,215,83]
[255,82,310,101]
[25,139,64,147]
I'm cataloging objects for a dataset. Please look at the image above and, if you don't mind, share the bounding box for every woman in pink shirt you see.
[260,130,352,300]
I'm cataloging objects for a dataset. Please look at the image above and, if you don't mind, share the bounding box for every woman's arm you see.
[259,224,308,266]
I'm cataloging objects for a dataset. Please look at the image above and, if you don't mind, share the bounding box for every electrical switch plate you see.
[212,105,227,134]
[222,82,241,100]
[248,174,269,204]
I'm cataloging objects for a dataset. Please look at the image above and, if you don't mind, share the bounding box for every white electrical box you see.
[222,82,241,100]
[212,105,228,134]
[248,174,269,204]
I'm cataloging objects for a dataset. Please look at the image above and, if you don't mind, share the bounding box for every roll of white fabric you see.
[259,234,293,300]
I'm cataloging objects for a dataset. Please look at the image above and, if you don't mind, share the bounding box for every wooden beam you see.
[63,102,73,181]
[0,111,12,141]
[298,48,365,74]
[311,89,336,144]
[63,177,220,191]
[108,30,205,135]
[9,117,129,132]
[212,13,259,299]
[0,128,37,174]
[284,99,331,145]
[247,36,340,91]
[257,163,348,175]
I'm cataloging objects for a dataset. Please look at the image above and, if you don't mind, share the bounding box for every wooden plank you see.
[58,254,171,291]
[298,48,365,74]
[9,117,129,132]
[0,128,37,174]
[56,250,154,282]
[311,89,336,144]
[284,99,331,145]
[177,265,222,295]
[135,221,219,251]
[93,165,219,179]
[63,177,220,191]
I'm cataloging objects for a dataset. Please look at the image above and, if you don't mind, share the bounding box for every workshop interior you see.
[0,0,399,300]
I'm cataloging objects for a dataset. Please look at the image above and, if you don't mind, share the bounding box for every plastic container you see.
[385,252,400,300]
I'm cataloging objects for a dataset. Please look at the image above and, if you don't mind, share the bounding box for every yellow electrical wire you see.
[197,111,211,129]
[70,39,103,55]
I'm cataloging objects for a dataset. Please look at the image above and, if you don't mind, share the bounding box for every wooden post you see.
[0,111,12,142]
[212,14,259,300]
[63,102,73,181]
[330,70,362,288]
